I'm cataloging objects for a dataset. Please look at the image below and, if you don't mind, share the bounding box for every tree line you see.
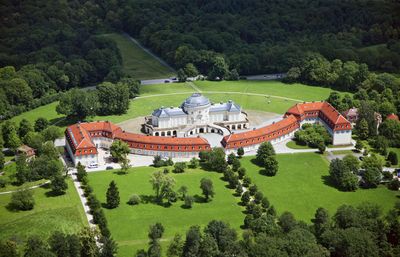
[135,201,400,257]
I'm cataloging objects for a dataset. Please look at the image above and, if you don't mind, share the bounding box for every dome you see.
[182,93,210,109]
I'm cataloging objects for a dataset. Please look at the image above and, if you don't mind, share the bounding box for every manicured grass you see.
[0,178,88,244]
[195,80,350,102]
[88,167,245,256]
[286,140,314,149]
[139,83,194,96]
[10,101,64,126]
[330,150,355,155]
[101,33,175,80]
[204,93,297,114]
[0,163,48,193]
[241,153,399,222]
[10,80,341,127]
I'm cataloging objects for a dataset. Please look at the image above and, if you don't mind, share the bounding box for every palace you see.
[65,100,352,166]
[144,93,249,137]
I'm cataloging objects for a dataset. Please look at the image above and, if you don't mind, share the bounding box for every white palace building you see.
[144,93,249,137]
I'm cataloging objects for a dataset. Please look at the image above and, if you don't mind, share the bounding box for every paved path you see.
[0,181,50,195]
[187,82,202,92]
[70,170,96,227]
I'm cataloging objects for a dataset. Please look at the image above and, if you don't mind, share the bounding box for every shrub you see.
[128,194,141,205]
[10,189,35,210]
[184,195,194,208]
[0,178,6,188]
[242,176,251,187]
[237,147,244,158]
[387,151,398,165]
[387,179,400,191]
[173,162,187,173]
[249,184,258,196]
[188,157,199,169]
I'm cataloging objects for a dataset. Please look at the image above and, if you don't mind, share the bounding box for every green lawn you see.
[0,178,88,244]
[101,33,175,80]
[9,80,345,127]
[286,140,314,149]
[10,101,63,126]
[241,153,399,222]
[88,167,245,256]
[195,80,349,102]
[139,83,194,96]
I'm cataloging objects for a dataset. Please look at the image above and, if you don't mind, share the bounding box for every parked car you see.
[106,166,114,170]
[88,163,98,169]
[164,80,170,83]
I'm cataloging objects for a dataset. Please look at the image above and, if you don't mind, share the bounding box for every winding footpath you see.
[0,181,50,195]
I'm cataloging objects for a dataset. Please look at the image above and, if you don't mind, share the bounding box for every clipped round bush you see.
[128,194,141,205]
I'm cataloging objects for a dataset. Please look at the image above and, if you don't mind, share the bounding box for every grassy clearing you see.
[88,167,245,256]
[330,150,355,155]
[10,102,63,126]
[0,178,88,243]
[10,80,339,128]
[195,80,349,102]
[0,163,48,193]
[286,140,314,149]
[101,33,175,80]
[241,153,399,222]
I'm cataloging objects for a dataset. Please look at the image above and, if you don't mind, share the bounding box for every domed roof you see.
[182,93,210,108]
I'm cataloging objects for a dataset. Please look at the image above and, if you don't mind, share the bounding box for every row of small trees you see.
[76,163,118,256]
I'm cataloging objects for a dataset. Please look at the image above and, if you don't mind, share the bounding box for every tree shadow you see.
[45,190,65,197]
[180,204,192,209]
[40,183,51,189]
[113,170,128,175]
[250,158,262,167]
[321,175,350,192]
[193,194,207,203]
[5,203,20,212]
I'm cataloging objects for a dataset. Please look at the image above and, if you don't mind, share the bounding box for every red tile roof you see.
[66,121,211,155]
[222,115,299,148]
[285,101,351,130]
[387,113,399,121]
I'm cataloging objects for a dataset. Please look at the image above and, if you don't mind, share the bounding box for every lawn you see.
[101,33,175,80]
[88,167,245,256]
[286,140,314,149]
[0,178,88,244]
[195,80,349,102]
[9,80,340,128]
[10,101,63,126]
[241,153,399,222]
[0,163,48,193]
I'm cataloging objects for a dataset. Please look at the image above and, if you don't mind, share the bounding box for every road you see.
[245,73,287,80]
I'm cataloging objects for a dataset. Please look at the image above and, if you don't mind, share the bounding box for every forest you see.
[118,0,400,74]
[0,0,123,118]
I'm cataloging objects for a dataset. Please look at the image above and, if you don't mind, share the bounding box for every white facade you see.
[146,93,248,137]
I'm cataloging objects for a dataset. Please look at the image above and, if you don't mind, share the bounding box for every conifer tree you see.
[106,180,120,209]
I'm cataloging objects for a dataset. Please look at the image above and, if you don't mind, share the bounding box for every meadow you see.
[0,179,88,243]
[11,80,335,127]
[88,167,245,256]
[241,153,399,222]
[194,80,350,102]
[101,33,175,80]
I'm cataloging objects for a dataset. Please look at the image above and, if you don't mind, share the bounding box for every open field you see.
[9,80,341,128]
[0,178,88,244]
[194,80,349,102]
[10,101,63,126]
[101,33,175,80]
[88,167,245,256]
[241,153,399,222]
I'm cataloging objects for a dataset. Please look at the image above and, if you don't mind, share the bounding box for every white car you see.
[87,163,98,169]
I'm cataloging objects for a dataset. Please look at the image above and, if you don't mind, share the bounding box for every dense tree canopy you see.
[116,0,400,76]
